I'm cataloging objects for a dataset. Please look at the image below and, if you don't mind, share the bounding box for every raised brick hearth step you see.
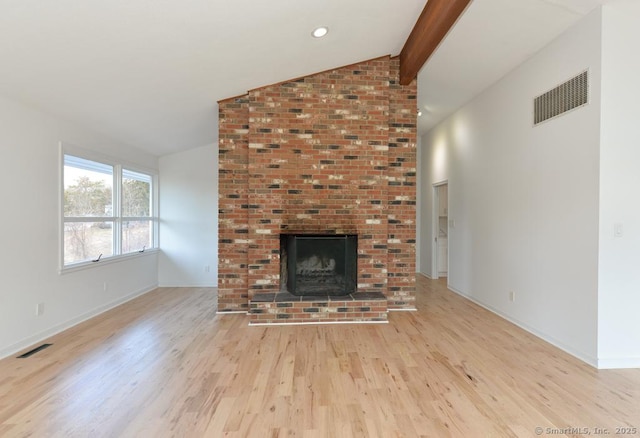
[249,292,388,325]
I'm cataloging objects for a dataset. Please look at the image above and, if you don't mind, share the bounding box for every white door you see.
[433,183,448,278]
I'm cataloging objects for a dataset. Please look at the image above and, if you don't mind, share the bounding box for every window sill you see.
[59,248,159,275]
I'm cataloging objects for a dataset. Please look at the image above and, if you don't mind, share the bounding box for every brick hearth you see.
[249,292,388,325]
[218,55,416,321]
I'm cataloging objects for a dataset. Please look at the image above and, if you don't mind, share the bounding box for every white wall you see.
[597,0,640,369]
[158,144,218,287]
[0,94,159,359]
[420,9,602,365]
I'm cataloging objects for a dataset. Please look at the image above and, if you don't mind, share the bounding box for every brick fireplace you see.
[218,55,416,322]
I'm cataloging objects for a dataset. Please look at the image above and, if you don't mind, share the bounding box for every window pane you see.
[122,220,152,254]
[122,170,151,217]
[64,221,114,264]
[64,155,113,217]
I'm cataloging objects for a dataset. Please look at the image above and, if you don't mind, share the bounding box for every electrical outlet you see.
[103,282,108,292]
[614,223,623,238]
[36,303,45,316]
[204,265,210,273]
[509,291,515,302]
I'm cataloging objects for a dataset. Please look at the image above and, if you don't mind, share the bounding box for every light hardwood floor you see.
[1,277,638,437]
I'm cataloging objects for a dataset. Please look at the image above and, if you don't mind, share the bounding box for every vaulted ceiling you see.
[0,0,613,156]
[416,0,614,135]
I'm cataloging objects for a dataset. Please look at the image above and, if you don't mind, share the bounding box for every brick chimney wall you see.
[218,56,416,312]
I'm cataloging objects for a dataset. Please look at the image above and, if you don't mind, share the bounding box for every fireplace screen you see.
[281,234,357,296]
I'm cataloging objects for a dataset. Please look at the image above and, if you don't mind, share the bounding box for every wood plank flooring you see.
[1,277,638,437]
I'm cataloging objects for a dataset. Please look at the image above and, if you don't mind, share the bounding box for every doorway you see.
[432,182,448,279]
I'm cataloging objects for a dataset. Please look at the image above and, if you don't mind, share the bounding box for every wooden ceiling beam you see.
[399,0,472,85]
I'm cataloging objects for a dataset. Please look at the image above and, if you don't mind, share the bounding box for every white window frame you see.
[59,142,159,273]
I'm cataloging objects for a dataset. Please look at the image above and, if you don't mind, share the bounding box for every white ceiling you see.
[0,0,611,157]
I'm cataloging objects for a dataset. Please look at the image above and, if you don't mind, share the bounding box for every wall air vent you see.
[534,70,589,125]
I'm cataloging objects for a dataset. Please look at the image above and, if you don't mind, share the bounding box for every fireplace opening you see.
[280,234,357,296]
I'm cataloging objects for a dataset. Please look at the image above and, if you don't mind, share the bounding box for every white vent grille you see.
[534,70,589,125]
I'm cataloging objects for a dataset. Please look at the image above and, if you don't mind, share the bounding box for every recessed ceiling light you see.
[312,26,329,38]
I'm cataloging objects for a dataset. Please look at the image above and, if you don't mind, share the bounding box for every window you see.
[121,169,153,254]
[61,147,157,269]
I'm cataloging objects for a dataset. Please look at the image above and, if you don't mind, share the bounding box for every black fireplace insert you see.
[280,234,357,296]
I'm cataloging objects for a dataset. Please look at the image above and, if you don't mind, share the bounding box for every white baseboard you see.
[249,320,389,327]
[158,284,217,288]
[446,285,599,368]
[597,357,640,369]
[0,283,158,360]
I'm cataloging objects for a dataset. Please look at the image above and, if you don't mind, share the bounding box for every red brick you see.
[219,56,416,314]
